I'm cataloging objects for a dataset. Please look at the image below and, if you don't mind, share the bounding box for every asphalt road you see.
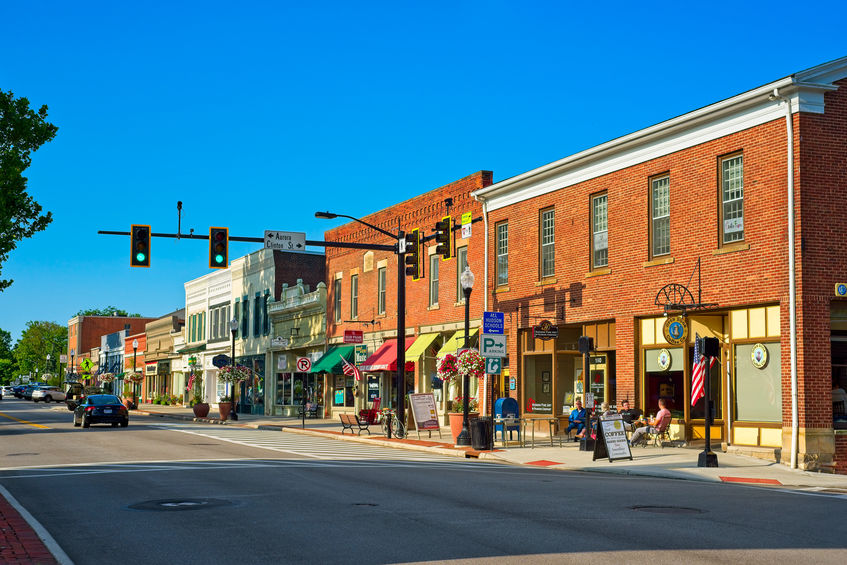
[1,397,845,564]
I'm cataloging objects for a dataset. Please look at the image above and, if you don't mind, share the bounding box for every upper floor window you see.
[253,294,262,337]
[429,255,439,307]
[591,193,608,269]
[650,175,670,257]
[241,297,249,339]
[350,274,359,320]
[333,279,342,322]
[234,301,241,339]
[456,246,468,302]
[209,303,231,341]
[377,267,386,315]
[540,208,555,278]
[721,154,744,244]
[496,222,508,286]
[263,292,270,335]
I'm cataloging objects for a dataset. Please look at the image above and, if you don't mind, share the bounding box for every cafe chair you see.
[645,413,673,448]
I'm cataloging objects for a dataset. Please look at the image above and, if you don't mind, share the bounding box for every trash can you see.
[470,417,494,451]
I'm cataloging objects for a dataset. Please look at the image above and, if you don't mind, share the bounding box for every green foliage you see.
[13,321,67,377]
[0,90,58,292]
[74,307,141,317]
[0,328,16,383]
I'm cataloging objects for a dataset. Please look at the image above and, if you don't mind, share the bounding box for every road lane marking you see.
[0,411,50,428]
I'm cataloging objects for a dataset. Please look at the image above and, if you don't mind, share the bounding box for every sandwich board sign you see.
[592,414,633,462]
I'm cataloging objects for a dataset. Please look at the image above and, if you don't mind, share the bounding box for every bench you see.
[298,403,321,419]
[340,413,372,435]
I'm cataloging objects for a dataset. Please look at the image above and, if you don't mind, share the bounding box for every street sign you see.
[271,336,289,348]
[212,354,231,368]
[264,230,306,251]
[482,311,504,334]
[461,212,472,238]
[355,345,368,363]
[485,357,502,374]
[59,354,68,364]
[480,334,507,358]
[343,330,363,344]
[296,357,312,372]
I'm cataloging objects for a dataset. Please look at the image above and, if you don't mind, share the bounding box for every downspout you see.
[770,87,798,469]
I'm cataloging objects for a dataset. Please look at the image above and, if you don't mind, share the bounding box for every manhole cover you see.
[129,498,233,512]
[353,502,379,507]
[6,453,38,457]
[631,505,703,514]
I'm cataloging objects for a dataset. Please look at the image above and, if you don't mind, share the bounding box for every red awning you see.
[359,337,417,372]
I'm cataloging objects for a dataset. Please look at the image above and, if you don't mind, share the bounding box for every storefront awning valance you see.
[309,345,354,374]
[360,337,416,372]
[436,328,479,357]
[177,343,207,354]
[404,333,441,360]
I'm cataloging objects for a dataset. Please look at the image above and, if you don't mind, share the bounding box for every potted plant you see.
[121,383,136,409]
[126,372,143,408]
[449,395,479,443]
[188,372,209,417]
[217,365,252,420]
[441,350,484,443]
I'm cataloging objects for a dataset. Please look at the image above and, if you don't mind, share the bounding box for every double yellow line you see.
[0,411,50,429]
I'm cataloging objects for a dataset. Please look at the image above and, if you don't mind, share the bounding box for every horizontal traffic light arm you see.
[420,215,483,243]
[98,230,396,252]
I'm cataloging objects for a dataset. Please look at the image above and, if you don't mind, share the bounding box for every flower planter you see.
[449,412,479,444]
[192,403,210,418]
[218,402,233,421]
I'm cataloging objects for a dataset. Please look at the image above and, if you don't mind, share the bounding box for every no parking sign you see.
[296,357,312,372]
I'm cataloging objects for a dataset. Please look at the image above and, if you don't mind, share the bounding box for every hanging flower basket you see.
[41,373,53,382]
[126,372,144,384]
[217,364,252,384]
[100,372,116,383]
[457,349,484,380]
[437,354,458,382]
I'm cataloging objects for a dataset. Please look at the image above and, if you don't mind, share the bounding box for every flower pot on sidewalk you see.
[193,402,210,418]
[449,412,479,444]
[218,402,233,421]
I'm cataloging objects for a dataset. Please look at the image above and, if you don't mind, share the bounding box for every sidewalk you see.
[133,403,847,492]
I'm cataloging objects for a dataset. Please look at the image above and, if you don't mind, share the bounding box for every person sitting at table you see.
[618,399,642,431]
[565,399,587,441]
[630,398,671,446]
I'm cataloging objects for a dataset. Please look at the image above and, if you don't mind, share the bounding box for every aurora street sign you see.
[264,230,306,251]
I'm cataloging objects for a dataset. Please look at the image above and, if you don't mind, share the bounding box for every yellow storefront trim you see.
[405,333,440,360]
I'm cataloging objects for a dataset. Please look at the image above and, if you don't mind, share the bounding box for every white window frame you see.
[591,193,608,269]
[650,175,670,258]
[350,274,358,320]
[377,267,386,315]
[429,255,439,307]
[540,208,555,278]
[721,154,744,244]
[496,222,508,286]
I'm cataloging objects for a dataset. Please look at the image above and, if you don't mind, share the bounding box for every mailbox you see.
[494,397,521,442]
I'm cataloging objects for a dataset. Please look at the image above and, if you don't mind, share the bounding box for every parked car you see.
[73,394,129,428]
[22,384,43,400]
[1,386,13,396]
[65,383,105,411]
[13,385,28,398]
[32,386,66,403]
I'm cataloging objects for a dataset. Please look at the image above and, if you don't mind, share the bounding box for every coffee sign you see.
[533,320,558,341]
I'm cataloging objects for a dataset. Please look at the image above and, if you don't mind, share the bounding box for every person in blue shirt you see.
[565,398,587,441]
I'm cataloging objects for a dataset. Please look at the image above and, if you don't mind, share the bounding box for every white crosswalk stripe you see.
[154,423,482,463]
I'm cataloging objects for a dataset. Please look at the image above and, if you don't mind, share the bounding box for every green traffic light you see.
[215,254,224,264]
[136,252,146,262]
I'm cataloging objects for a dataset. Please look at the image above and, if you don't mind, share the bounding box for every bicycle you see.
[380,408,406,439]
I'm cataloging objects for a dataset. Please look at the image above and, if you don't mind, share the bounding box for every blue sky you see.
[2,0,846,342]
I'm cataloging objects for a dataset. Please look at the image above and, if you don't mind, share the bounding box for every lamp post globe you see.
[229,318,239,421]
[455,266,474,447]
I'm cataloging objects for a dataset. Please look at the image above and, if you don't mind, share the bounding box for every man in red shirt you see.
[630,398,671,446]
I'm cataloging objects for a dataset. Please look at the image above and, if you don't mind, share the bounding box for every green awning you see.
[177,343,207,354]
[435,328,479,357]
[309,345,354,374]
[405,333,441,360]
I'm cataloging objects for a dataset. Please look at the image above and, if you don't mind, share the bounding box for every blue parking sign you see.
[483,311,504,334]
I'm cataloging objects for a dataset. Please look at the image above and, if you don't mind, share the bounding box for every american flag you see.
[691,333,717,406]
[341,356,362,381]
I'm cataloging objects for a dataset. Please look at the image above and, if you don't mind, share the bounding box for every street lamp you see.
[455,266,475,446]
[316,210,407,437]
[46,354,51,385]
[132,339,139,406]
[230,318,239,421]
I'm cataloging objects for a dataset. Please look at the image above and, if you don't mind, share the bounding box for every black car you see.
[73,394,129,428]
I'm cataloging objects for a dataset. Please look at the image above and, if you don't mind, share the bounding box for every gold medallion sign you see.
[662,316,688,345]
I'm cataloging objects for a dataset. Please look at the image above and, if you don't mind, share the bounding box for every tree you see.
[74,307,141,317]
[13,321,67,378]
[0,89,58,292]
[0,328,17,383]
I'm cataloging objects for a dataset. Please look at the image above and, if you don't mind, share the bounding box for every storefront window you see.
[276,373,291,405]
[644,348,684,418]
[689,346,722,419]
[556,354,576,410]
[524,355,553,414]
[735,343,781,422]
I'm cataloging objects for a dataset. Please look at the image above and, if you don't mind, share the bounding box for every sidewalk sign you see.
[593,414,633,462]
[408,392,442,440]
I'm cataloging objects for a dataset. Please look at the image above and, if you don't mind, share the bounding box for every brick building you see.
[67,315,156,376]
[472,56,847,472]
[320,171,492,421]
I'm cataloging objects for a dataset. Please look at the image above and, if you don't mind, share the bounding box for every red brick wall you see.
[69,316,156,370]
[272,251,326,301]
[834,435,847,474]
[324,171,492,339]
[123,334,146,372]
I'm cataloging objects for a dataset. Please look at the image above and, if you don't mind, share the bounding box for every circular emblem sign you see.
[751,343,769,369]
[657,348,672,371]
[662,316,688,346]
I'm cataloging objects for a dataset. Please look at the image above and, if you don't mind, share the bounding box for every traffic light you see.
[130,224,151,267]
[434,216,453,259]
[209,227,229,269]
[404,228,421,279]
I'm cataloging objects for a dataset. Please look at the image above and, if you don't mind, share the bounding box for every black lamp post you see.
[230,318,239,421]
[455,266,475,447]
[70,349,75,380]
[315,211,406,438]
[132,339,138,406]
[46,354,51,386]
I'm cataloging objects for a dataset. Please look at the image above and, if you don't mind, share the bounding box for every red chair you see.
[358,397,382,425]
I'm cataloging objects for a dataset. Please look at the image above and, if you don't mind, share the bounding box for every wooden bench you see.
[340,413,372,435]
